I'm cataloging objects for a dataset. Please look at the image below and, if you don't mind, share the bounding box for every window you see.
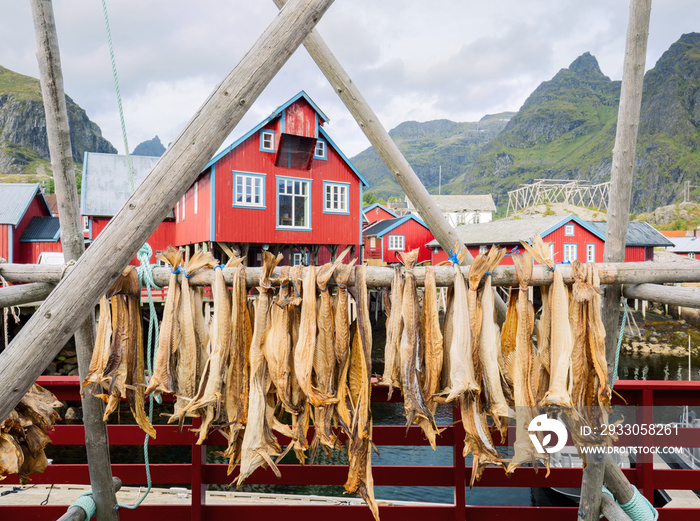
[370,237,377,248]
[292,252,309,266]
[479,245,488,255]
[474,213,481,224]
[176,201,179,223]
[586,244,595,263]
[565,224,574,236]
[324,182,348,213]
[387,235,405,251]
[82,215,89,233]
[234,173,265,208]
[689,252,696,259]
[194,181,199,214]
[564,243,577,262]
[181,195,185,221]
[278,178,311,229]
[550,243,555,261]
[260,130,275,152]
[314,139,327,159]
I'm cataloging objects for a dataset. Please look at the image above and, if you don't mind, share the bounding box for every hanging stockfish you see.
[467,252,490,386]
[440,285,454,391]
[507,251,546,475]
[193,285,209,386]
[499,287,518,405]
[224,262,252,473]
[477,246,509,439]
[539,251,574,409]
[420,265,443,415]
[261,266,296,413]
[145,246,183,396]
[378,266,403,398]
[586,264,610,409]
[459,393,506,487]
[188,257,242,444]
[82,296,112,393]
[520,236,554,404]
[332,259,356,369]
[397,249,439,449]
[170,250,217,426]
[570,260,593,407]
[235,251,283,486]
[311,251,350,459]
[340,264,379,521]
[443,248,479,403]
[294,265,337,407]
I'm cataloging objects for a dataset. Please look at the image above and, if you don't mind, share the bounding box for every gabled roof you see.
[19,216,61,242]
[663,236,700,252]
[0,183,50,226]
[587,221,673,247]
[427,214,590,247]
[362,203,398,218]
[81,153,160,216]
[363,214,428,237]
[202,91,367,186]
[408,194,497,213]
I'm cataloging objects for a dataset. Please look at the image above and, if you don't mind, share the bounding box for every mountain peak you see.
[568,52,603,77]
[133,135,165,157]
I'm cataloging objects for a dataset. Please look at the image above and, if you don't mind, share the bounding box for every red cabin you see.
[362,203,398,227]
[429,214,672,265]
[0,183,53,264]
[19,216,63,264]
[363,215,434,265]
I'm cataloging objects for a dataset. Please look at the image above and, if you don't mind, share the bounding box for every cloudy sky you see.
[1,1,698,158]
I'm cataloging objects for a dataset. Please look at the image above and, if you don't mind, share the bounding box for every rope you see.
[117,243,160,510]
[602,484,658,521]
[70,492,96,519]
[100,0,135,192]
[447,248,460,266]
[612,295,629,386]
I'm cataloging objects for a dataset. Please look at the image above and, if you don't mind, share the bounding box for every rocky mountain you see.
[133,135,165,157]
[350,113,513,200]
[0,66,115,184]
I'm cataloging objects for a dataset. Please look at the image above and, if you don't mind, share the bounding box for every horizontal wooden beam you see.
[622,283,700,308]
[3,261,700,289]
[0,282,54,307]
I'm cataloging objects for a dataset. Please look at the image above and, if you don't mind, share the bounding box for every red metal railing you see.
[2,378,699,520]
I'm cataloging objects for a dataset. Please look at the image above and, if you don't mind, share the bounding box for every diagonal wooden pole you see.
[0,0,336,422]
[272,0,508,322]
[30,1,119,519]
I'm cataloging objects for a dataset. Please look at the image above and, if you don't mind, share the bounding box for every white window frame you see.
[181,195,185,221]
[564,224,574,236]
[176,201,179,223]
[370,237,377,249]
[314,139,327,159]
[234,173,265,208]
[474,213,481,224]
[387,235,405,251]
[586,243,595,263]
[689,252,696,259]
[260,130,275,152]
[82,215,89,233]
[323,182,348,214]
[479,245,488,255]
[564,243,577,262]
[277,177,311,229]
[292,252,309,266]
[194,181,199,214]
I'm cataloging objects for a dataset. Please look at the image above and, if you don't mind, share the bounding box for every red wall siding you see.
[18,240,63,264]
[380,219,434,265]
[364,207,395,226]
[211,125,360,250]
[363,235,383,260]
[174,173,211,247]
[13,197,51,262]
[542,221,604,263]
[284,100,317,138]
[624,246,646,262]
[0,224,10,262]
[91,217,175,265]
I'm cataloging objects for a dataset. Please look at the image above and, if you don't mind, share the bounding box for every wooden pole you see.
[271,0,507,322]
[3,260,700,291]
[0,281,54,307]
[56,477,123,521]
[578,452,606,521]
[0,0,335,422]
[595,1,652,519]
[623,283,700,308]
[30,2,119,519]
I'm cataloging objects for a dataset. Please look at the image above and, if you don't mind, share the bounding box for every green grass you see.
[0,66,42,101]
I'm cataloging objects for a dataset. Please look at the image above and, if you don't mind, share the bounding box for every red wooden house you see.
[0,183,53,263]
[19,216,63,264]
[428,214,672,265]
[80,92,367,266]
[363,215,434,265]
[362,203,398,227]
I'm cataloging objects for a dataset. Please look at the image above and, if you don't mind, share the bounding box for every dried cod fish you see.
[170,250,216,425]
[82,296,112,391]
[235,251,283,485]
[397,249,439,449]
[333,259,356,369]
[477,247,509,438]
[467,252,490,385]
[145,246,183,396]
[460,393,506,487]
[224,263,252,473]
[420,265,443,414]
[378,266,403,398]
